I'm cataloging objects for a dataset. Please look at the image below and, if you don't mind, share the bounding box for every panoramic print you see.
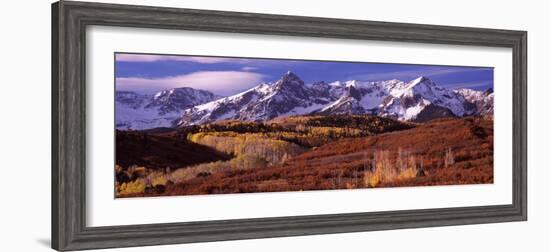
[114,53,494,198]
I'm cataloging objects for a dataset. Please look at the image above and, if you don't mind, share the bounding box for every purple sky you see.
[115,53,494,95]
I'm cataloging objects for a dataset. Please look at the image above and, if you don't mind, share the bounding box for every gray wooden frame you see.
[51,1,527,251]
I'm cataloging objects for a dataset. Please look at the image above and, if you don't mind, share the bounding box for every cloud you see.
[351,67,491,82]
[444,80,493,90]
[116,71,265,95]
[115,53,251,64]
[241,66,259,71]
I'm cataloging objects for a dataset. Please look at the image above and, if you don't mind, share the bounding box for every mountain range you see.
[116,87,220,129]
[116,71,493,130]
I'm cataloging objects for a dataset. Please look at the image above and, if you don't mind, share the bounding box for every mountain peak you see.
[411,76,430,84]
[281,70,301,81]
[407,76,437,90]
[153,86,214,101]
[274,71,305,90]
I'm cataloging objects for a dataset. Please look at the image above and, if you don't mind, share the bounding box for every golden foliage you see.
[189,132,306,165]
[167,154,268,184]
[151,175,168,187]
[363,150,418,187]
[397,168,418,181]
[116,179,145,196]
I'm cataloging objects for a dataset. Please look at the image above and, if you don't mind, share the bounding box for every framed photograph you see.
[52,1,527,251]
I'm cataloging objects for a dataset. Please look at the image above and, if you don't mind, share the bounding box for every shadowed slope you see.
[116,130,232,170]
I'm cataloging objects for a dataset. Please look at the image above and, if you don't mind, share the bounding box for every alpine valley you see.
[116,71,493,130]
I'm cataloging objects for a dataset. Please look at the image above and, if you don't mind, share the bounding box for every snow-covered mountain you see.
[115,72,493,129]
[116,87,219,130]
[319,79,405,115]
[176,72,493,126]
[377,76,477,121]
[455,88,494,116]
[176,71,334,126]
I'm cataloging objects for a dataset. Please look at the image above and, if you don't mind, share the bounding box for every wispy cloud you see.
[115,53,252,64]
[116,71,265,95]
[241,66,259,71]
[350,67,491,82]
[444,80,493,90]
[115,53,311,69]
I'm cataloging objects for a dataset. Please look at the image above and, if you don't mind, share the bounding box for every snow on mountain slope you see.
[177,71,333,126]
[377,76,477,121]
[321,79,406,115]
[116,87,219,130]
[117,72,493,129]
[147,87,220,115]
[456,87,494,116]
[177,73,493,126]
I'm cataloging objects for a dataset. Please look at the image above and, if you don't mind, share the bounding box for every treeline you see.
[304,115,414,133]
[174,115,414,148]
[173,121,285,137]
[175,115,413,137]
[188,132,307,165]
[248,128,364,148]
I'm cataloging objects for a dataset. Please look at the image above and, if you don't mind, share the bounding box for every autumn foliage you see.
[115,115,493,198]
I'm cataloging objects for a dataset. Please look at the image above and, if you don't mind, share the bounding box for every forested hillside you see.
[115,115,492,197]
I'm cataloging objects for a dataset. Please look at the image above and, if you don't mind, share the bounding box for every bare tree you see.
[445,147,455,168]
[397,147,405,172]
[363,151,368,173]
[371,153,376,173]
